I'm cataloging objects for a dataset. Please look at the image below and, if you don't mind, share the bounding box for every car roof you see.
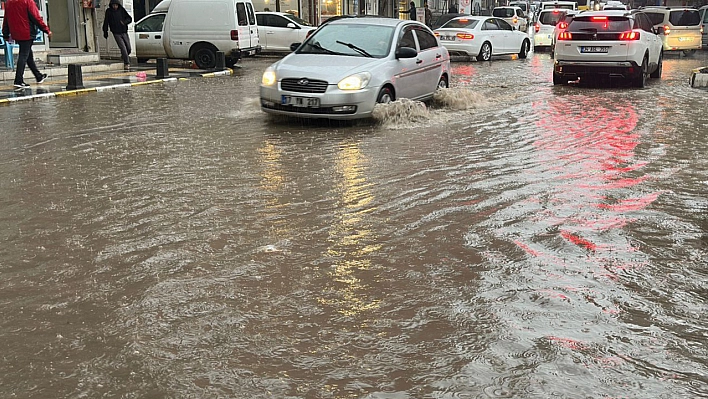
[326,16,412,27]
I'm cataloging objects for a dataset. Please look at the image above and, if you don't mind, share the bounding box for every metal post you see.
[215,51,226,71]
[156,58,169,79]
[66,64,85,90]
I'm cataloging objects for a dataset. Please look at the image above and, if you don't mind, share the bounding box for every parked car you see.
[534,8,568,50]
[134,10,168,63]
[260,18,451,120]
[255,11,316,53]
[553,10,663,87]
[434,16,531,61]
[161,0,261,69]
[492,6,529,32]
[696,5,707,48]
[642,6,702,56]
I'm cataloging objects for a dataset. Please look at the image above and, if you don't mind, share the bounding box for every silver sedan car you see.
[260,17,452,120]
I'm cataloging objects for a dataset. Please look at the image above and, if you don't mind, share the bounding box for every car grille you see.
[281,78,329,93]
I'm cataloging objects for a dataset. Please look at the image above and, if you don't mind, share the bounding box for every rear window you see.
[442,19,480,29]
[493,8,515,17]
[539,10,566,25]
[568,15,631,31]
[510,3,528,11]
[668,10,700,26]
[644,12,665,25]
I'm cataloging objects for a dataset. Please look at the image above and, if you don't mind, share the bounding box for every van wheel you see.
[682,49,696,57]
[194,46,217,69]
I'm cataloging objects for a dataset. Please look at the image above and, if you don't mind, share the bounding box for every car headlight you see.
[337,72,371,90]
[262,68,277,86]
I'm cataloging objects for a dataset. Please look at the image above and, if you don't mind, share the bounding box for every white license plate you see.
[440,35,456,41]
[581,46,609,53]
[678,37,693,42]
[282,95,320,108]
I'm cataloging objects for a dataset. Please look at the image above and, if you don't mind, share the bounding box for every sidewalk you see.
[0,60,236,104]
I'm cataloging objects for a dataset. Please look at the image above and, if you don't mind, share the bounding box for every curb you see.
[0,68,233,106]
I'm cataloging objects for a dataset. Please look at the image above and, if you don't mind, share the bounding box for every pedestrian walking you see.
[408,1,417,20]
[424,0,433,27]
[103,0,133,70]
[1,0,52,90]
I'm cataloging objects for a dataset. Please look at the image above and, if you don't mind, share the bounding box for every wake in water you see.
[227,97,262,119]
[432,87,488,110]
[372,98,430,126]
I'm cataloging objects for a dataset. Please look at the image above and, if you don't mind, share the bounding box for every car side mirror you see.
[287,22,298,29]
[290,42,301,51]
[395,46,418,59]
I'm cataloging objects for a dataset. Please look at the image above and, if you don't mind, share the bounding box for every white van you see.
[540,1,577,10]
[161,0,260,68]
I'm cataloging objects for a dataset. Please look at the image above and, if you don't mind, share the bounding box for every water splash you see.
[372,98,430,127]
[432,87,488,110]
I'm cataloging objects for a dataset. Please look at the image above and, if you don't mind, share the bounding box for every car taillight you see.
[557,22,568,29]
[230,30,239,40]
[558,31,572,40]
[619,31,640,40]
[513,16,518,24]
[700,24,704,34]
[535,22,540,33]
[456,33,474,40]
[663,24,670,35]
[591,16,607,21]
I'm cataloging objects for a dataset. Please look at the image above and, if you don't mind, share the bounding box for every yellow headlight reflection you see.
[262,69,277,86]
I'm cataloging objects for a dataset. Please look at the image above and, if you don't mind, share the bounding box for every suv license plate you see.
[581,46,610,53]
[282,95,320,108]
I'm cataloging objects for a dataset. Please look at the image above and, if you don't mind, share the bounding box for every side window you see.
[483,19,498,30]
[398,26,417,49]
[256,14,265,26]
[639,14,653,31]
[644,12,664,26]
[247,3,256,25]
[414,27,438,50]
[497,18,513,30]
[136,14,165,32]
[272,15,290,28]
[237,3,248,26]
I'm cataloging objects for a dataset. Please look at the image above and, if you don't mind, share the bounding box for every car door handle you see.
[436,53,442,59]
[416,59,423,64]
[155,35,161,39]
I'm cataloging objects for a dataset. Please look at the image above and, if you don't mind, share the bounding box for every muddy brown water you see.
[1,51,706,398]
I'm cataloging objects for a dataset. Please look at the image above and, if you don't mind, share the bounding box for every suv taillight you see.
[557,22,568,29]
[619,31,640,40]
[663,24,671,35]
[535,22,540,33]
[230,30,239,41]
[558,31,572,40]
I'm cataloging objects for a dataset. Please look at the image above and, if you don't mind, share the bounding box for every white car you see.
[260,17,451,120]
[492,6,529,32]
[534,8,568,49]
[255,12,316,53]
[134,2,169,63]
[553,10,663,87]
[434,16,531,61]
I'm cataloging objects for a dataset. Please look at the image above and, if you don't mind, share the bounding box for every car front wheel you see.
[194,46,217,69]
[377,86,394,103]
[437,75,449,90]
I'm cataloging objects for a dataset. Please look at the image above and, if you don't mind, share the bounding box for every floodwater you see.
[1,50,706,399]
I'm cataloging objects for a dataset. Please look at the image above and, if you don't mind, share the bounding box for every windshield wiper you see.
[336,40,373,58]
[305,42,343,55]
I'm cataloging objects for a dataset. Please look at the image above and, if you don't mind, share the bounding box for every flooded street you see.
[1,50,707,398]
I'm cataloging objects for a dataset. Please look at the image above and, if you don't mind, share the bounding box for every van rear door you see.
[235,1,260,54]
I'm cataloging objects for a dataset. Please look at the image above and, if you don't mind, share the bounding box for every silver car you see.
[260,17,452,120]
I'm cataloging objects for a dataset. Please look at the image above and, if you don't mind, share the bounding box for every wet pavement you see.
[0,49,707,399]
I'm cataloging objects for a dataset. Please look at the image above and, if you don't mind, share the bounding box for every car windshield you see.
[669,10,700,26]
[539,10,566,25]
[441,18,480,28]
[285,13,312,26]
[493,8,516,17]
[568,16,630,31]
[298,23,395,58]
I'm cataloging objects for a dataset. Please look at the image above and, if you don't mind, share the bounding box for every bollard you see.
[215,51,226,71]
[66,64,84,90]
[156,58,169,79]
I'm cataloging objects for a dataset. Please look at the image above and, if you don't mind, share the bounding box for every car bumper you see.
[662,36,701,51]
[554,60,641,79]
[260,84,380,120]
[534,33,553,47]
[439,42,481,57]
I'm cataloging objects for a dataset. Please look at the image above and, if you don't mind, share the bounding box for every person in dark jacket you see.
[1,0,52,90]
[103,0,133,70]
[408,1,417,20]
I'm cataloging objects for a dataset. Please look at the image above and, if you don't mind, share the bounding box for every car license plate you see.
[440,35,456,41]
[282,95,320,108]
[581,46,609,53]
[678,37,692,42]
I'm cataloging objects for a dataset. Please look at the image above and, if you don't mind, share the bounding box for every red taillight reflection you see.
[619,31,640,40]
[558,31,572,40]
[558,22,568,29]
[535,22,540,33]
[456,32,474,40]
[230,30,238,40]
